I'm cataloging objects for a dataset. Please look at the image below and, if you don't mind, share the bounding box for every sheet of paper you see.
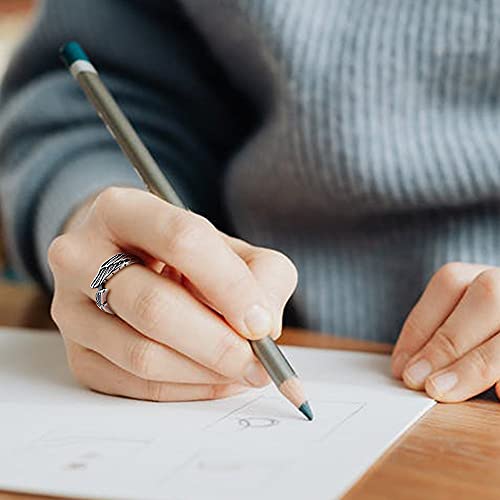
[0,328,434,500]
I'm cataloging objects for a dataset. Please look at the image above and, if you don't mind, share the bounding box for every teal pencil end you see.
[299,401,314,421]
[59,41,89,67]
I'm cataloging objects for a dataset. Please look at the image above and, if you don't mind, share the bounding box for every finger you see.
[403,268,500,390]
[160,236,298,341]
[392,262,490,378]
[48,231,162,290]
[65,340,247,402]
[227,236,298,340]
[108,265,269,385]
[161,249,297,342]
[87,261,268,386]
[53,297,232,384]
[92,187,275,339]
[49,233,270,387]
[424,333,500,402]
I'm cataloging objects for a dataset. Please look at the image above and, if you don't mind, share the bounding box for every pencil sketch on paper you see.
[237,417,280,430]
[0,333,438,500]
[25,431,152,472]
[206,393,366,443]
[171,449,285,491]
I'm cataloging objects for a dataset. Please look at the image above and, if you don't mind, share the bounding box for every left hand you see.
[392,262,500,402]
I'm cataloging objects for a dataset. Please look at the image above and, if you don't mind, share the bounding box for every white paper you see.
[0,328,434,500]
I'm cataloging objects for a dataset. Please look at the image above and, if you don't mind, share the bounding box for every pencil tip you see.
[299,401,314,421]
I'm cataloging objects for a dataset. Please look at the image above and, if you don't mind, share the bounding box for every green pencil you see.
[59,41,313,421]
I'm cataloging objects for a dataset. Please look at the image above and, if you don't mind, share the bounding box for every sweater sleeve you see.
[0,0,254,289]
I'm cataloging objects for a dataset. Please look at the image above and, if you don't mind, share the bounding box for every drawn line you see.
[157,452,201,486]
[263,396,366,406]
[36,432,151,446]
[237,417,280,430]
[35,436,151,450]
[318,403,367,442]
[203,395,265,430]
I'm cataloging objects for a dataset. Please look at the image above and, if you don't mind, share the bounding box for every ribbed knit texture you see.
[3,0,500,342]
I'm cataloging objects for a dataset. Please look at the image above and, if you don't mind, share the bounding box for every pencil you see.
[59,41,313,421]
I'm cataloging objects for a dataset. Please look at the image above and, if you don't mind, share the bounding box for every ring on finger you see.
[90,252,142,315]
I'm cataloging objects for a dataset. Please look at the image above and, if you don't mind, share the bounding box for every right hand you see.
[48,187,298,402]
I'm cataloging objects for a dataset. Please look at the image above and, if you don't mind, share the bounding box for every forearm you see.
[0,0,252,288]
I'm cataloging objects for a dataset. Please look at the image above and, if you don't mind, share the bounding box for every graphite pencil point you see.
[299,401,314,421]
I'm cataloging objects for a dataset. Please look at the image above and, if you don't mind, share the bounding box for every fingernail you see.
[404,359,432,387]
[243,361,268,387]
[429,372,458,396]
[244,304,273,337]
[392,352,410,377]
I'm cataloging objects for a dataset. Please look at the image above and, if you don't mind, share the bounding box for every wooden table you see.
[0,291,500,499]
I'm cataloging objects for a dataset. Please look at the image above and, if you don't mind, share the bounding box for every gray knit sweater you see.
[2,0,500,342]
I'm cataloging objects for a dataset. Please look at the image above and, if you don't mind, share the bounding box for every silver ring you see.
[90,252,141,315]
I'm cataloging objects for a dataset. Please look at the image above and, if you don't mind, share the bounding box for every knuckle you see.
[50,296,64,326]
[134,287,168,332]
[268,250,299,290]
[146,380,169,402]
[206,385,219,400]
[127,340,159,379]
[218,268,252,298]
[474,270,500,301]
[211,332,245,375]
[401,313,427,343]
[93,187,129,230]
[434,262,466,290]
[470,347,494,381]
[47,235,78,272]
[167,211,212,255]
[66,347,87,382]
[209,384,228,400]
[94,186,127,211]
[210,384,243,400]
[433,327,463,360]
[65,344,78,372]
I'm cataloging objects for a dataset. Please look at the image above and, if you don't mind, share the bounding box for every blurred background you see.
[0,0,53,328]
[0,0,34,262]
[0,1,33,76]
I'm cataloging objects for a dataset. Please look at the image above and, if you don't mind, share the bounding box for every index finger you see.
[92,188,274,340]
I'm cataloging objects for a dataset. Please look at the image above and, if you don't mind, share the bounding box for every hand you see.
[392,262,500,402]
[48,187,298,401]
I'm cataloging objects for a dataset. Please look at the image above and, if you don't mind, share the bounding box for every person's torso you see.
[180,0,500,341]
